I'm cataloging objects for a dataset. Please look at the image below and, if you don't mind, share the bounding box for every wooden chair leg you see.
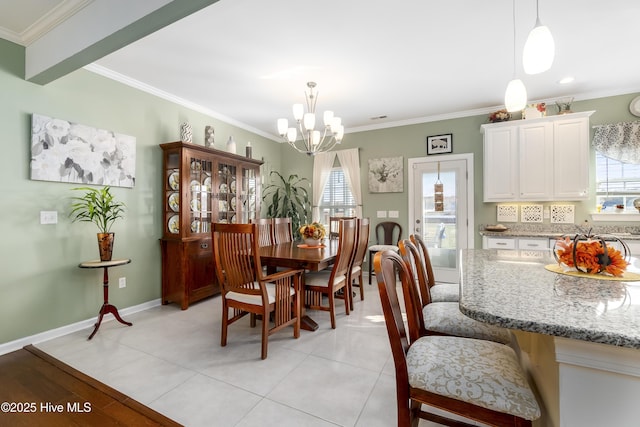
[328,291,336,329]
[358,272,364,301]
[221,303,228,347]
[261,309,269,360]
[346,274,354,311]
[368,251,374,285]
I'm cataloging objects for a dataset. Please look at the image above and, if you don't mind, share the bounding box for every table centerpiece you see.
[299,222,326,247]
[552,230,630,277]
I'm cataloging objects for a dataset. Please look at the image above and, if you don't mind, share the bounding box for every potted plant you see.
[262,171,311,240]
[69,186,125,261]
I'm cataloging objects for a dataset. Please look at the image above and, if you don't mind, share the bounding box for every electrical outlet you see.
[118,277,126,288]
[40,211,58,224]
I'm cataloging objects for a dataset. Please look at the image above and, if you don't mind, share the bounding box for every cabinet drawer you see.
[486,237,516,250]
[518,238,548,251]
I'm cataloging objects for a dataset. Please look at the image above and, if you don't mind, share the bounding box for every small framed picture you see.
[426,134,453,155]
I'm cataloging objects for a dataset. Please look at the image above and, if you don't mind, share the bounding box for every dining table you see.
[259,239,338,331]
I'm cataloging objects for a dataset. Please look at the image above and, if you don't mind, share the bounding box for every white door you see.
[408,154,474,283]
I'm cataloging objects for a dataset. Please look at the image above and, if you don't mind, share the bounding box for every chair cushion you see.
[430,283,460,302]
[351,265,361,275]
[226,282,294,306]
[423,302,512,345]
[305,271,346,288]
[368,244,398,252]
[407,335,540,421]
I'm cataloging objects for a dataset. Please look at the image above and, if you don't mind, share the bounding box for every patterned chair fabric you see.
[373,249,540,426]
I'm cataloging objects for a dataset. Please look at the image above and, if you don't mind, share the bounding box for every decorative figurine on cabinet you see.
[205,125,215,148]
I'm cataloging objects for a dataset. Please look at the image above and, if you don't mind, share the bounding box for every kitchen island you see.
[459,249,640,427]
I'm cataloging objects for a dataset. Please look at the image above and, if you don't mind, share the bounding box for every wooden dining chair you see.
[398,239,513,346]
[347,217,370,309]
[252,218,274,247]
[273,217,293,244]
[410,234,459,302]
[368,221,402,284]
[374,250,540,427]
[329,216,355,240]
[212,223,303,359]
[305,218,357,328]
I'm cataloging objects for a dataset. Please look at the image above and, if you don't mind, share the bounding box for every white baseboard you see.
[0,299,162,356]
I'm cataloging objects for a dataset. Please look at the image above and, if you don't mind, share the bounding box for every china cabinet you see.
[482,111,594,202]
[160,141,263,309]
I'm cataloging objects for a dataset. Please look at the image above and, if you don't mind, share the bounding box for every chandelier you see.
[277,82,344,156]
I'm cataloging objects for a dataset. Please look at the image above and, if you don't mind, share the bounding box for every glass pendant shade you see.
[504,78,527,112]
[286,127,297,142]
[303,113,315,131]
[277,118,288,136]
[323,110,334,126]
[523,20,555,74]
[292,104,304,121]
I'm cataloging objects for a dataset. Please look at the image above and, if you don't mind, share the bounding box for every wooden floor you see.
[0,345,182,426]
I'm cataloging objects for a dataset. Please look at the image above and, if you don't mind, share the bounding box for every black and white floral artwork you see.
[30,113,136,188]
[368,156,403,193]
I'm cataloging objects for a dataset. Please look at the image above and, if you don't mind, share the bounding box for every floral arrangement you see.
[554,234,629,277]
[299,222,326,240]
[488,109,511,123]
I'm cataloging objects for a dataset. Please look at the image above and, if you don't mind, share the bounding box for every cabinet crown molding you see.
[481,110,595,133]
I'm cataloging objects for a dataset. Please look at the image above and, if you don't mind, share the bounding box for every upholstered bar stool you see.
[374,250,540,427]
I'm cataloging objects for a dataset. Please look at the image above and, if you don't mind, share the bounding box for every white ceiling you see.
[2,0,640,140]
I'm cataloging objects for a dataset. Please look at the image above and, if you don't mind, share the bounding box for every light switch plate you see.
[388,210,399,218]
[376,211,387,218]
[40,211,58,224]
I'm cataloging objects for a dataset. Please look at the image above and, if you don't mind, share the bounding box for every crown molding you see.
[3,0,91,47]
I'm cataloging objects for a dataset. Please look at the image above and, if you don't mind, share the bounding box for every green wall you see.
[0,39,281,345]
[277,94,640,248]
[1,33,638,346]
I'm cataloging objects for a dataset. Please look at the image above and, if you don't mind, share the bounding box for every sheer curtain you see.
[336,148,363,217]
[592,121,640,164]
[312,152,336,221]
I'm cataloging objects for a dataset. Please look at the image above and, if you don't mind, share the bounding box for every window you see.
[319,167,356,225]
[595,152,640,210]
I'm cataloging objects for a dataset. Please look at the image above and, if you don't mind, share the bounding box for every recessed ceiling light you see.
[559,76,575,84]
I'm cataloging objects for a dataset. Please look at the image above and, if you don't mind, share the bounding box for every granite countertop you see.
[479,224,640,240]
[459,249,640,349]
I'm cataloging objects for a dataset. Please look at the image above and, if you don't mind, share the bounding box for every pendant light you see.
[523,0,555,75]
[504,0,527,112]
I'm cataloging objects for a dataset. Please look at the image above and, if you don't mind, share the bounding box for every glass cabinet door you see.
[242,166,258,223]
[187,155,213,235]
[164,152,181,236]
[216,161,237,224]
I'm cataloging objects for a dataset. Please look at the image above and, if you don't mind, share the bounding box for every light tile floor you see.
[36,276,484,427]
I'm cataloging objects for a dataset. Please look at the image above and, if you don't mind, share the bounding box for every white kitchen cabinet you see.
[553,117,590,199]
[482,111,594,202]
[482,236,550,255]
[482,126,518,201]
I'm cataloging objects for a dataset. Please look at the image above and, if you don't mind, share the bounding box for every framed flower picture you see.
[426,134,453,155]
[368,156,403,193]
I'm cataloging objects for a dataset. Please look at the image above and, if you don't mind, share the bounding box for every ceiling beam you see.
[26,0,219,85]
